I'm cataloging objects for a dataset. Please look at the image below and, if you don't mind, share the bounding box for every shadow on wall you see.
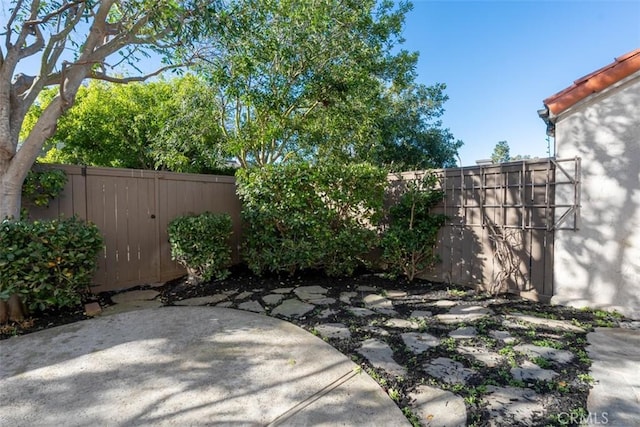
[554,86,640,319]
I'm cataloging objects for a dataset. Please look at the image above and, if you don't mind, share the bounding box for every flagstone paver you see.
[511,360,559,382]
[386,290,408,299]
[360,326,390,336]
[436,304,492,324]
[293,286,335,305]
[357,338,407,378]
[237,300,265,314]
[271,299,315,318]
[482,386,552,427]
[234,291,253,300]
[513,343,575,364]
[457,345,505,368]
[363,294,397,316]
[409,310,432,319]
[216,301,233,308]
[102,290,163,316]
[490,329,518,344]
[408,385,467,427]
[384,318,421,329]
[423,357,475,385]
[339,292,357,304]
[433,299,458,308]
[294,286,328,300]
[272,287,294,294]
[315,323,351,340]
[101,299,163,316]
[262,294,284,306]
[348,307,376,317]
[503,314,586,333]
[401,332,440,354]
[318,308,337,318]
[449,326,477,339]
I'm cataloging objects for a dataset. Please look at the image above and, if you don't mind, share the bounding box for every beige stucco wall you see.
[552,71,640,319]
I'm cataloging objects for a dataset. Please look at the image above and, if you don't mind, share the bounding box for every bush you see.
[168,212,233,284]
[0,217,103,311]
[22,167,67,208]
[236,162,386,276]
[381,173,446,281]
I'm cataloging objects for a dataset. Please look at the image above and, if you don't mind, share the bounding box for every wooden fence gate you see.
[389,158,580,301]
[27,165,242,293]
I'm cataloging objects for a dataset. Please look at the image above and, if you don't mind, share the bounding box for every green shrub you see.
[0,217,103,311]
[22,167,67,208]
[168,212,233,284]
[381,173,446,281]
[236,162,386,276]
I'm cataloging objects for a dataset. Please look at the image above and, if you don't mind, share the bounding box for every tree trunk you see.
[0,168,23,220]
[0,294,26,324]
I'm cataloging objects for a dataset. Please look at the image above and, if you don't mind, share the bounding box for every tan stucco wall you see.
[553,72,640,319]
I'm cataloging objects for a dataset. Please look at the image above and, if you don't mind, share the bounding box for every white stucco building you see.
[539,49,640,319]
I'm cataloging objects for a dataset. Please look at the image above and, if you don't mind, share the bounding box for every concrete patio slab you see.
[0,307,409,427]
[587,328,640,427]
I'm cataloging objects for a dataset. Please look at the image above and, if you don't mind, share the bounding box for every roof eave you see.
[543,48,640,116]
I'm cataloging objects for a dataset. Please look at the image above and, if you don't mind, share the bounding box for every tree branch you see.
[24,0,87,27]
[17,24,44,60]
[87,64,186,83]
[5,0,28,51]
[39,1,86,78]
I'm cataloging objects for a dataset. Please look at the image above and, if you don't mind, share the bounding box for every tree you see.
[491,140,511,164]
[364,83,463,170]
[196,0,461,169]
[490,140,532,163]
[25,76,229,173]
[0,0,222,219]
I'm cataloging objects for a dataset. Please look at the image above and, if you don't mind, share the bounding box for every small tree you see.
[382,173,446,281]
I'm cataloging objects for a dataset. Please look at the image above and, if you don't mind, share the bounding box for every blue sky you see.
[400,0,640,166]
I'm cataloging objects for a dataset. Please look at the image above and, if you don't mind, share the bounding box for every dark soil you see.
[1,266,630,427]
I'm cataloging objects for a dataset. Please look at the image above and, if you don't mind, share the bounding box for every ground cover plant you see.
[1,265,633,427]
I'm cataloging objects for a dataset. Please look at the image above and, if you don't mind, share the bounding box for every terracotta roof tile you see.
[544,48,640,115]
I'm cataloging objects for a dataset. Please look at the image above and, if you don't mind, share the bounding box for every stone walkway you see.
[95,281,638,426]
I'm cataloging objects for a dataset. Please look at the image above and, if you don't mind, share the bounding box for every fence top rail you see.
[388,157,579,181]
[35,164,237,184]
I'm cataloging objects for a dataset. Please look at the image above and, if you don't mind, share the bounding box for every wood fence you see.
[389,158,580,302]
[26,165,241,293]
[27,159,579,299]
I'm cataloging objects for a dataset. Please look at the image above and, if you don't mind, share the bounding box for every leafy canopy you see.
[195,0,462,169]
[24,76,230,174]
